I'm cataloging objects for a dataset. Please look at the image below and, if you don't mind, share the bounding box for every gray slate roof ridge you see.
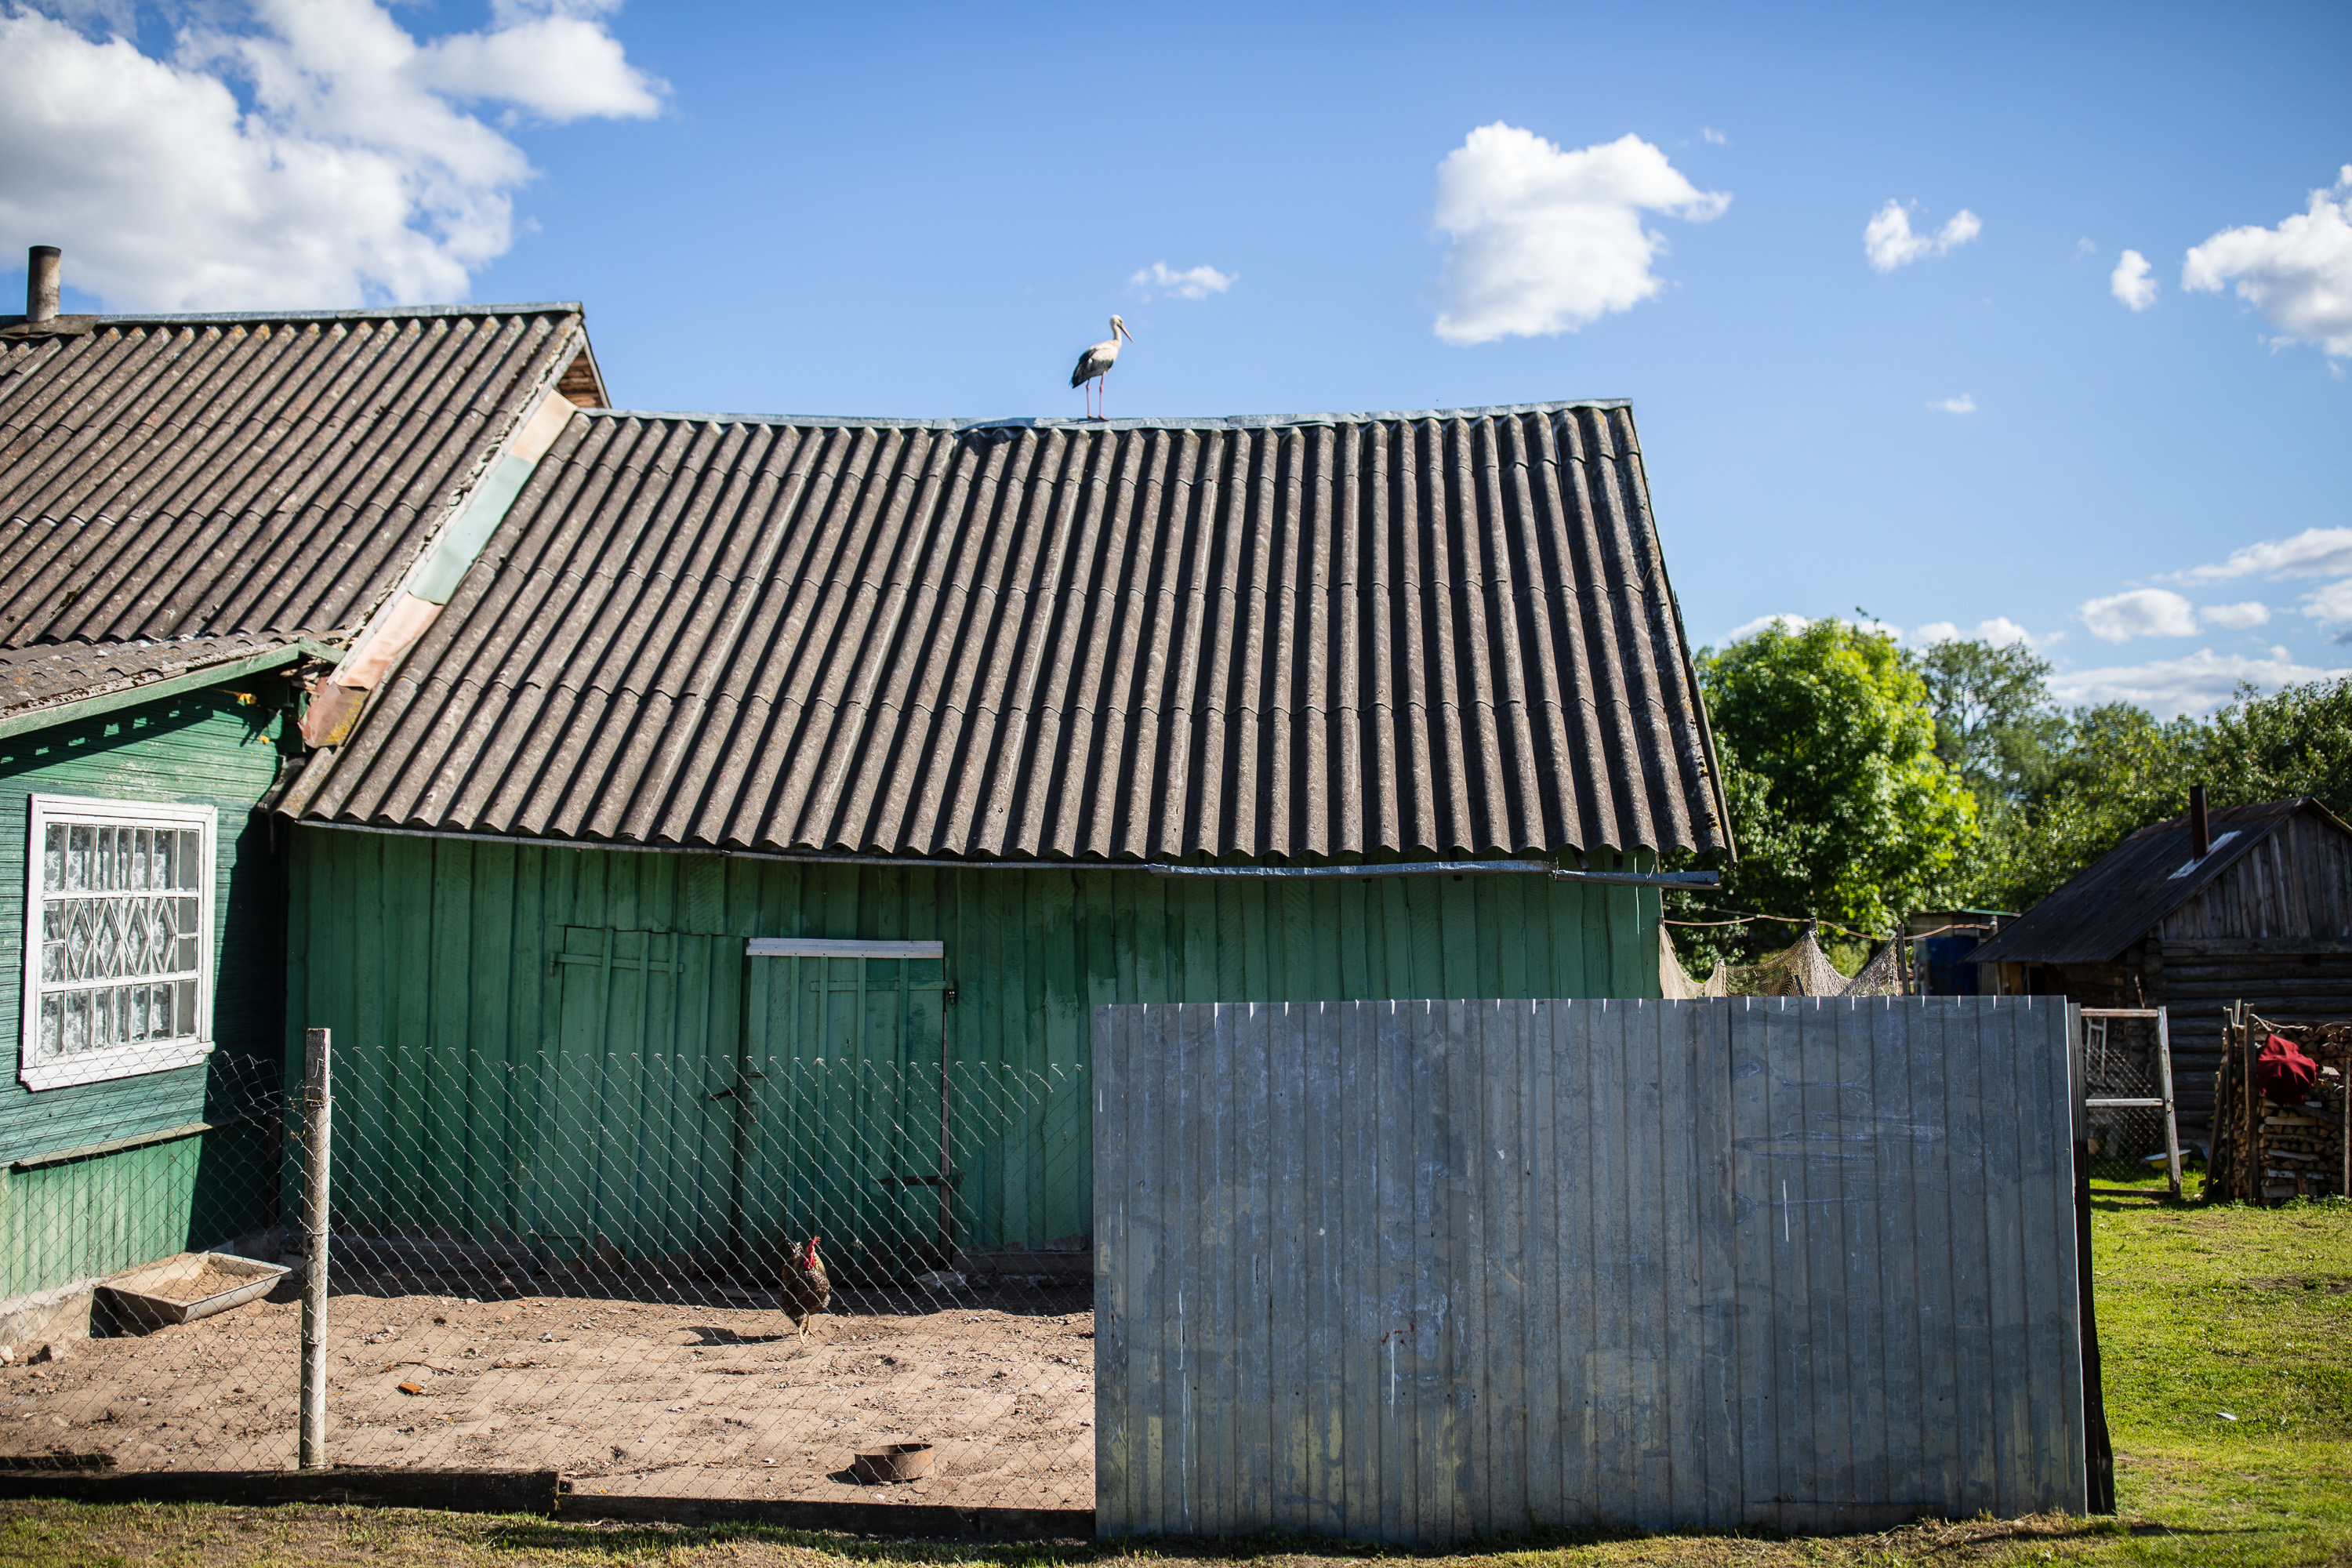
[569,398,1634,434]
[1,302,583,328]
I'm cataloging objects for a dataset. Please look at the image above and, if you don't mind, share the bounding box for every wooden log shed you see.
[1965,797,2352,1138]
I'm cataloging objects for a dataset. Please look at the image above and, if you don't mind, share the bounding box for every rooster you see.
[780,1236,831,1342]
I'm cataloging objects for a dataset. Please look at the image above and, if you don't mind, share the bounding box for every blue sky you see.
[5,1,2348,715]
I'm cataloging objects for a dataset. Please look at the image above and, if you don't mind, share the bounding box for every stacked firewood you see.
[2209,1012,2350,1204]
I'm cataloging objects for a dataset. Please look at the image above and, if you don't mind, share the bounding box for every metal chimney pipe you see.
[26,246,60,322]
[2190,782,2210,859]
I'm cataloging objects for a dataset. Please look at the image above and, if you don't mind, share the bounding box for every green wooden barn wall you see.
[286,825,1661,1269]
[0,691,292,1301]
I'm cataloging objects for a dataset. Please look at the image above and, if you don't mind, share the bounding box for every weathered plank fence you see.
[1092,997,2086,1541]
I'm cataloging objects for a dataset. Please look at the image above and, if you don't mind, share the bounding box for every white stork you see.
[1069,315,1134,420]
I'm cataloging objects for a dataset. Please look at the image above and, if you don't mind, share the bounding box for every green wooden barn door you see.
[538,926,743,1269]
[739,938,949,1284]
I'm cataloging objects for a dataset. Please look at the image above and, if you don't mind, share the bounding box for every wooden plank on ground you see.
[557,1493,1094,1536]
[0,1468,559,1515]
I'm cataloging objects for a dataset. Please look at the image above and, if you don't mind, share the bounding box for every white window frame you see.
[20,794,216,1091]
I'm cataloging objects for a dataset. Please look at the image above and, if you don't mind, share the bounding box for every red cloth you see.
[2256,1033,2318,1105]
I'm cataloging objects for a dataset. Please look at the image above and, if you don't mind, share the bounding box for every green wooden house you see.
[276,397,1736,1280]
[0,283,606,1335]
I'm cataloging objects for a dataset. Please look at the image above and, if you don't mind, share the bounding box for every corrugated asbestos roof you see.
[0,633,302,720]
[1967,799,2324,965]
[0,305,584,648]
[297,402,1732,864]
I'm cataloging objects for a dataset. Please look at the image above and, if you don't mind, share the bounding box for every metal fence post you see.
[298,1026,332,1470]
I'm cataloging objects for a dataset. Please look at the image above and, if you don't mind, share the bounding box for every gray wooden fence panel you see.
[1094,996,2085,1542]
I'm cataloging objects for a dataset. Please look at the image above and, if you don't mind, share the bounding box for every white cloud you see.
[2080,588,2199,643]
[1430,125,1728,344]
[1927,394,1976,414]
[2073,238,2097,260]
[2111,249,2157,310]
[408,2,659,122]
[2183,167,2352,358]
[1863,200,1981,273]
[1723,613,1806,641]
[1128,261,1235,301]
[1719,612,1904,644]
[0,1,661,311]
[2199,601,2270,630]
[2307,577,2352,630]
[2169,527,2352,628]
[1701,127,1727,145]
[2175,526,2352,583]
[2051,649,2352,719]
[1914,617,2039,648]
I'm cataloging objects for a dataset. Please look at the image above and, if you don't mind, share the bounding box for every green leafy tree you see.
[1965,676,2352,911]
[1671,630,2351,971]
[2205,677,2352,820]
[1964,702,2209,912]
[1679,619,1978,958]
[1916,637,2068,808]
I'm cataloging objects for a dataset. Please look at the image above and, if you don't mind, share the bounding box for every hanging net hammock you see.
[1659,926,1728,997]
[1662,925,1908,999]
[1837,938,1909,997]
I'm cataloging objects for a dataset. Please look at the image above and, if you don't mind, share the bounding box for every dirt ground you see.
[0,1273,1094,1510]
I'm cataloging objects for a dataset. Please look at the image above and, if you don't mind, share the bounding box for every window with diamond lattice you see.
[20,796,216,1091]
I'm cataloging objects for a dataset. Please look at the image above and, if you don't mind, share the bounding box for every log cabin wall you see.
[2151,811,2352,1135]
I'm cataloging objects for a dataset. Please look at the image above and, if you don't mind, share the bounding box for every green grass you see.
[2089,1196,2352,1563]
[4,1200,2347,1567]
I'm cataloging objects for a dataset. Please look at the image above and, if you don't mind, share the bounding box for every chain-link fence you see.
[0,1033,1094,1512]
[2079,1007,2182,1197]
[0,1047,293,1471]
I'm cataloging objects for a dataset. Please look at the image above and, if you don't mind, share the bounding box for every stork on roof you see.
[1069,315,1133,420]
